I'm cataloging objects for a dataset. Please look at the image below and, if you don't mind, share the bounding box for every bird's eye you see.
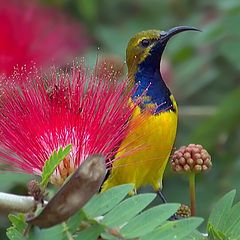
[140,39,150,48]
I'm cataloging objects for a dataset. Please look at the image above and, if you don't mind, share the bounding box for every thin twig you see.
[179,106,217,117]
[0,192,47,214]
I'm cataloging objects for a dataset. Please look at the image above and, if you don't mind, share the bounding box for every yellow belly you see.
[102,103,178,192]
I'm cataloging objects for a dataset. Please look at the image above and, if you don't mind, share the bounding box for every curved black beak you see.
[160,26,201,44]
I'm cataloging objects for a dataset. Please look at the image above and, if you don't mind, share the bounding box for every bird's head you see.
[126,26,200,77]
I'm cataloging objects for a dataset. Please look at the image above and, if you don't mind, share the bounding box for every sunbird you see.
[102,26,199,196]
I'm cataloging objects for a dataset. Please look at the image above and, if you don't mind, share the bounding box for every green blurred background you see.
[1,0,240,237]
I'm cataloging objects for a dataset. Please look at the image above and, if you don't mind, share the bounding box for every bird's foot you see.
[168,214,182,221]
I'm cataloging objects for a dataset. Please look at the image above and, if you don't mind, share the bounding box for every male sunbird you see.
[102,26,199,196]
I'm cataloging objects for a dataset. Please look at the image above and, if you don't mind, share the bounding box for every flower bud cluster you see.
[171,144,212,173]
[176,204,191,218]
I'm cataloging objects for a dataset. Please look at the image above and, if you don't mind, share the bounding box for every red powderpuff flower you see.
[0,0,89,76]
[0,64,135,186]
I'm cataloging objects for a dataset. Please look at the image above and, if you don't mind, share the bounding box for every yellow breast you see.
[102,99,178,192]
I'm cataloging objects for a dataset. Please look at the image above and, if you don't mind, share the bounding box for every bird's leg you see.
[157,189,167,204]
[157,189,180,220]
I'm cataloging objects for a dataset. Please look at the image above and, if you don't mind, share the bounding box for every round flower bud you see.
[176,204,191,218]
[27,180,45,204]
[171,144,212,174]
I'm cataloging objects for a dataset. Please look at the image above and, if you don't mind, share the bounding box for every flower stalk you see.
[189,172,196,216]
[171,144,212,217]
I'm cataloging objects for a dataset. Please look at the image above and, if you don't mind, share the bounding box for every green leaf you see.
[31,225,63,240]
[83,184,134,218]
[102,193,156,228]
[140,217,203,240]
[208,190,236,231]
[7,214,64,240]
[65,209,87,233]
[6,228,27,240]
[8,214,27,232]
[182,230,206,240]
[40,144,72,188]
[221,201,240,238]
[206,190,240,239]
[100,232,122,240]
[75,223,104,240]
[6,214,28,240]
[120,203,180,238]
[208,224,226,240]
